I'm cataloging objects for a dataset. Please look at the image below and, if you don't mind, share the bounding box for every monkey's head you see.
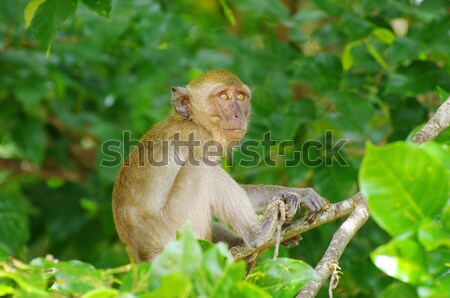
[172,70,251,145]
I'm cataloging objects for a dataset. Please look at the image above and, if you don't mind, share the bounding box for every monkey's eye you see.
[237,93,245,101]
[219,93,229,100]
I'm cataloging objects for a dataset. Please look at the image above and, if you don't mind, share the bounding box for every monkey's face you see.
[209,84,251,141]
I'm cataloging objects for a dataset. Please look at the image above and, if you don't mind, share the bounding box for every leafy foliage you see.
[360,142,450,296]
[0,0,449,297]
[0,227,317,297]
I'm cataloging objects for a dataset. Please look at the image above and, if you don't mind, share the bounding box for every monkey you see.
[112,70,324,262]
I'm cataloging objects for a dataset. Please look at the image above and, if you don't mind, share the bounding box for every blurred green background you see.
[1,0,449,297]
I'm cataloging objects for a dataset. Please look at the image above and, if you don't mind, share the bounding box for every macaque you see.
[112,70,324,262]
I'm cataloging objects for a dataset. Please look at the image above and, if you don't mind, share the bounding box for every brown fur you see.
[112,70,324,262]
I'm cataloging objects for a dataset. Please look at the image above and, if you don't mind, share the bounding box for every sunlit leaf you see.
[372,28,396,44]
[371,237,431,285]
[52,261,109,295]
[24,0,46,28]
[360,142,447,237]
[418,218,450,251]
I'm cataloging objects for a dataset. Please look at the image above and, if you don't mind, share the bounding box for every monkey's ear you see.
[171,87,192,119]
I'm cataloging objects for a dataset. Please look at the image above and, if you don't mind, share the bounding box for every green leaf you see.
[313,165,357,202]
[418,279,450,298]
[371,237,431,285]
[210,261,246,298]
[52,261,108,295]
[379,282,418,298]
[13,79,48,111]
[29,0,77,50]
[0,260,48,295]
[359,142,448,237]
[418,218,450,251]
[229,281,272,298]
[11,117,46,166]
[443,201,450,232]
[0,185,29,256]
[81,288,119,298]
[219,0,236,26]
[387,37,420,63]
[333,93,374,133]
[202,242,234,282]
[149,225,202,289]
[0,284,15,296]
[145,273,192,298]
[24,0,46,28]
[372,28,396,45]
[436,86,450,103]
[366,44,388,70]
[342,42,355,71]
[81,0,112,18]
[247,258,318,298]
[120,263,152,293]
[385,61,450,95]
[293,53,342,91]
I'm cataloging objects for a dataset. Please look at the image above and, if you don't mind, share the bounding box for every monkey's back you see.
[112,116,217,261]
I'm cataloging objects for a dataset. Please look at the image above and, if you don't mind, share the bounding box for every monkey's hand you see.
[279,188,324,223]
[245,199,286,248]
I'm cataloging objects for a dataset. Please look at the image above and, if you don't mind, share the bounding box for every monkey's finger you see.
[305,211,318,223]
[312,197,324,211]
[281,239,298,248]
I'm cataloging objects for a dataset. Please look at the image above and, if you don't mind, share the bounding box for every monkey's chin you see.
[223,129,246,141]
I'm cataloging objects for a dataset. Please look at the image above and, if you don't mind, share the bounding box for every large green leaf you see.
[28,0,77,50]
[247,258,318,298]
[359,142,448,237]
[371,237,431,285]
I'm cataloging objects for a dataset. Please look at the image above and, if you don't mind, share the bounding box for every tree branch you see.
[297,96,450,297]
[411,96,450,144]
[230,196,357,260]
[230,97,450,297]
[296,194,368,298]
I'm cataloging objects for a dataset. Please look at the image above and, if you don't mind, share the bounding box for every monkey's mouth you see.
[223,128,247,140]
[224,129,246,133]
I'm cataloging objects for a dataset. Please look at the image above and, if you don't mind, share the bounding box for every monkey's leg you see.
[211,222,243,247]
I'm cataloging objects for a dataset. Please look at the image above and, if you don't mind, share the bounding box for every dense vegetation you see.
[0,0,448,297]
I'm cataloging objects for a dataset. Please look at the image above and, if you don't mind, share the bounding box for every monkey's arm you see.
[241,184,324,221]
